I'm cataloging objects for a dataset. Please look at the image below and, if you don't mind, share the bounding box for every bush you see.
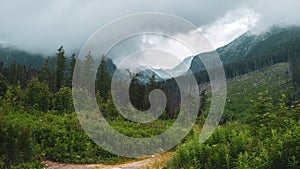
[53,87,73,114]
[166,90,300,169]
[167,122,253,169]
[24,78,50,112]
[0,112,40,168]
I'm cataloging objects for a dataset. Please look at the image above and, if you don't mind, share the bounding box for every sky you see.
[0,0,300,69]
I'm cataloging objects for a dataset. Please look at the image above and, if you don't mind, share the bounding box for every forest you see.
[1,26,300,169]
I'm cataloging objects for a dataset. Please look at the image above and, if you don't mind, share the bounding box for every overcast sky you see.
[0,0,300,68]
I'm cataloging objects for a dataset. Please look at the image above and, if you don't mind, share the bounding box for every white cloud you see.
[0,0,299,63]
[130,7,260,69]
[110,34,194,70]
[200,8,261,49]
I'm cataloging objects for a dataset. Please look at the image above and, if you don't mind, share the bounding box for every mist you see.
[0,0,299,57]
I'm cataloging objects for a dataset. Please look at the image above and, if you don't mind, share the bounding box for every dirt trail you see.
[44,152,173,169]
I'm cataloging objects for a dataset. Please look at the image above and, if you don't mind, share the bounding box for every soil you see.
[44,152,173,169]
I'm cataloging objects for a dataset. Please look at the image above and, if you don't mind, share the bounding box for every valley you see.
[0,26,300,169]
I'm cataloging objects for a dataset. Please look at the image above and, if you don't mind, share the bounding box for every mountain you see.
[187,32,257,74]
[188,26,300,77]
[0,44,45,68]
[136,69,164,83]
[107,26,300,83]
[104,58,117,76]
[150,56,194,79]
[2,26,299,84]
[104,59,163,83]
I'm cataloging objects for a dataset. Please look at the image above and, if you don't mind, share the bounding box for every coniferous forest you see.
[1,26,300,169]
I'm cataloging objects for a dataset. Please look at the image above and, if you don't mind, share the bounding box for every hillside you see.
[0,26,300,169]
[224,62,291,122]
[166,63,300,169]
[42,62,294,169]
[132,26,300,83]
[189,26,300,79]
[0,44,45,68]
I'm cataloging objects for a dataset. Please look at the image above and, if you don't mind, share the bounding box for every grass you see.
[224,62,291,122]
[165,62,300,169]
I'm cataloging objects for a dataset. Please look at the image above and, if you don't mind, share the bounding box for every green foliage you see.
[0,74,8,97]
[289,54,300,86]
[55,46,67,91]
[0,45,44,69]
[0,109,175,168]
[223,63,290,123]
[110,119,173,138]
[68,53,76,87]
[167,119,300,169]
[4,84,24,111]
[166,63,300,169]
[96,57,111,102]
[0,112,40,168]
[129,73,147,110]
[38,57,50,83]
[1,34,300,169]
[53,87,73,114]
[101,93,119,118]
[168,122,253,169]
[0,111,126,166]
[24,78,50,112]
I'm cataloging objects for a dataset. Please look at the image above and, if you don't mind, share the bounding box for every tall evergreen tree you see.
[96,56,111,102]
[55,46,66,91]
[38,57,50,84]
[69,53,76,87]
[62,53,77,88]
[16,64,27,87]
[149,74,159,90]
[0,74,8,97]
[81,51,96,92]
[129,73,147,110]
[7,61,17,85]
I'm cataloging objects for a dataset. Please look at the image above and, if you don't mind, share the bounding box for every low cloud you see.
[0,0,299,59]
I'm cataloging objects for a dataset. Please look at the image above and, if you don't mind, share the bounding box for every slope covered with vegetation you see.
[1,26,300,168]
[166,63,300,169]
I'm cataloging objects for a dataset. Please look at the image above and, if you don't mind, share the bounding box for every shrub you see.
[53,87,73,114]
[24,78,50,112]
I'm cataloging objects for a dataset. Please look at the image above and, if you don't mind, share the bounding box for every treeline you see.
[2,25,300,117]
[162,27,300,115]
[0,47,72,114]
[0,45,45,68]
[0,46,177,119]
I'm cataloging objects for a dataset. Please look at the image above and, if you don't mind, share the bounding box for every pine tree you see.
[69,53,76,86]
[38,57,50,84]
[55,46,66,91]
[64,53,76,88]
[149,74,159,89]
[80,51,96,92]
[0,74,8,97]
[7,61,17,85]
[96,56,111,102]
[129,73,147,110]
[16,64,27,88]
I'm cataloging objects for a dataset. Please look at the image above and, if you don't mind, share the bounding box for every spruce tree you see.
[96,56,111,102]
[55,46,66,91]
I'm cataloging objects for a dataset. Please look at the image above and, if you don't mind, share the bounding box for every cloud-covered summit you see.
[0,0,299,62]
